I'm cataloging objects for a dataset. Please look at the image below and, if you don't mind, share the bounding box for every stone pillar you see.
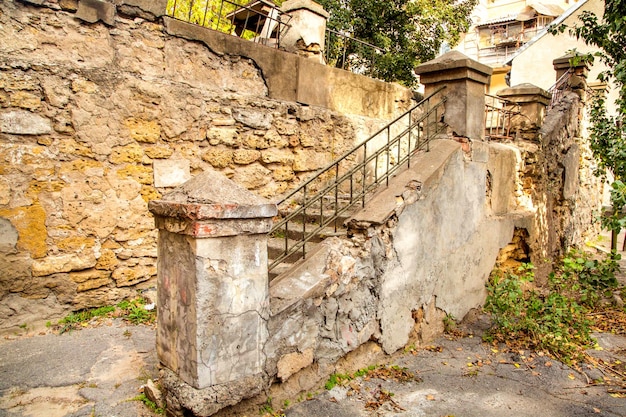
[280,0,329,62]
[497,83,551,137]
[553,53,590,100]
[148,170,277,415]
[414,50,493,141]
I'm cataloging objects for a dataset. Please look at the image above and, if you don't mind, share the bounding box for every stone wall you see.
[0,0,413,331]
[494,88,602,281]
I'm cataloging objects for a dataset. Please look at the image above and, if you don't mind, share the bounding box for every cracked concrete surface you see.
[0,321,158,417]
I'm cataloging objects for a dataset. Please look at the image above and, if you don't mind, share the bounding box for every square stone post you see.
[148,171,277,415]
[553,53,590,100]
[497,83,551,134]
[280,0,329,62]
[414,51,493,141]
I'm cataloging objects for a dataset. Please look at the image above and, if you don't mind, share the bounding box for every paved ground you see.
[1,314,625,417]
[0,232,624,417]
[285,321,626,417]
[0,322,159,417]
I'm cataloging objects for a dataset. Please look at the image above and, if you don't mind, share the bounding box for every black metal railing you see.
[324,29,386,76]
[166,0,289,47]
[269,86,447,274]
[547,69,572,110]
[484,94,521,140]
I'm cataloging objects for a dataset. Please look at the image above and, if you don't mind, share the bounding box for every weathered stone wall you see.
[499,91,602,280]
[0,0,413,331]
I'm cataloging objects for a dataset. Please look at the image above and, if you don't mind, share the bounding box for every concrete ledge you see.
[75,0,116,25]
[347,140,462,227]
[162,17,413,119]
[270,243,332,316]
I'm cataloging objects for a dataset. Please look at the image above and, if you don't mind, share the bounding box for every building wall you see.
[0,0,413,332]
[509,0,619,111]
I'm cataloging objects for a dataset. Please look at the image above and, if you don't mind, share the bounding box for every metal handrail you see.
[166,0,290,47]
[547,69,572,110]
[484,94,521,140]
[324,28,386,75]
[269,86,447,274]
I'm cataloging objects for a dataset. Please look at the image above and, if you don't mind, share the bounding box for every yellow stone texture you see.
[32,252,97,277]
[57,236,96,252]
[0,204,47,259]
[202,148,234,168]
[233,149,260,165]
[110,143,144,164]
[69,269,112,292]
[144,145,173,159]
[112,265,156,287]
[95,248,119,270]
[58,139,96,158]
[272,166,295,181]
[125,118,160,144]
[101,239,122,250]
[140,185,161,203]
[71,79,98,94]
[10,91,42,110]
[0,178,10,205]
[27,179,65,198]
[59,159,103,174]
[117,164,153,185]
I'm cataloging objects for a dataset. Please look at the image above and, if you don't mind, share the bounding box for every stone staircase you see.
[268,196,357,280]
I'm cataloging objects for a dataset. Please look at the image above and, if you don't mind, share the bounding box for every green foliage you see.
[58,297,155,333]
[323,364,413,390]
[129,393,164,415]
[59,305,116,332]
[324,365,380,390]
[166,0,244,33]
[317,0,477,87]
[484,254,620,364]
[259,397,285,417]
[443,313,457,334]
[117,298,156,325]
[561,249,620,308]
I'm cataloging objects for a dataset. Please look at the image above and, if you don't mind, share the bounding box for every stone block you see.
[563,144,580,200]
[207,127,238,146]
[0,110,52,135]
[10,91,42,111]
[153,160,191,188]
[261,148,294,164]
[0,204,47,259]
[32,252,97,277]
[233,109,273,130]
[145,145,174,159]
[125,118,160,144]
[202,148,234,168]
[117,164,154,185]
[150,170,275,392]
[75,0,116,26]
[118,0,167,20]
[0,218,18,253]
[233,149,260,165]
[277,349,314,381]
[109,143,144,164]
[293,148,328,172]
[232,163,272,189]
